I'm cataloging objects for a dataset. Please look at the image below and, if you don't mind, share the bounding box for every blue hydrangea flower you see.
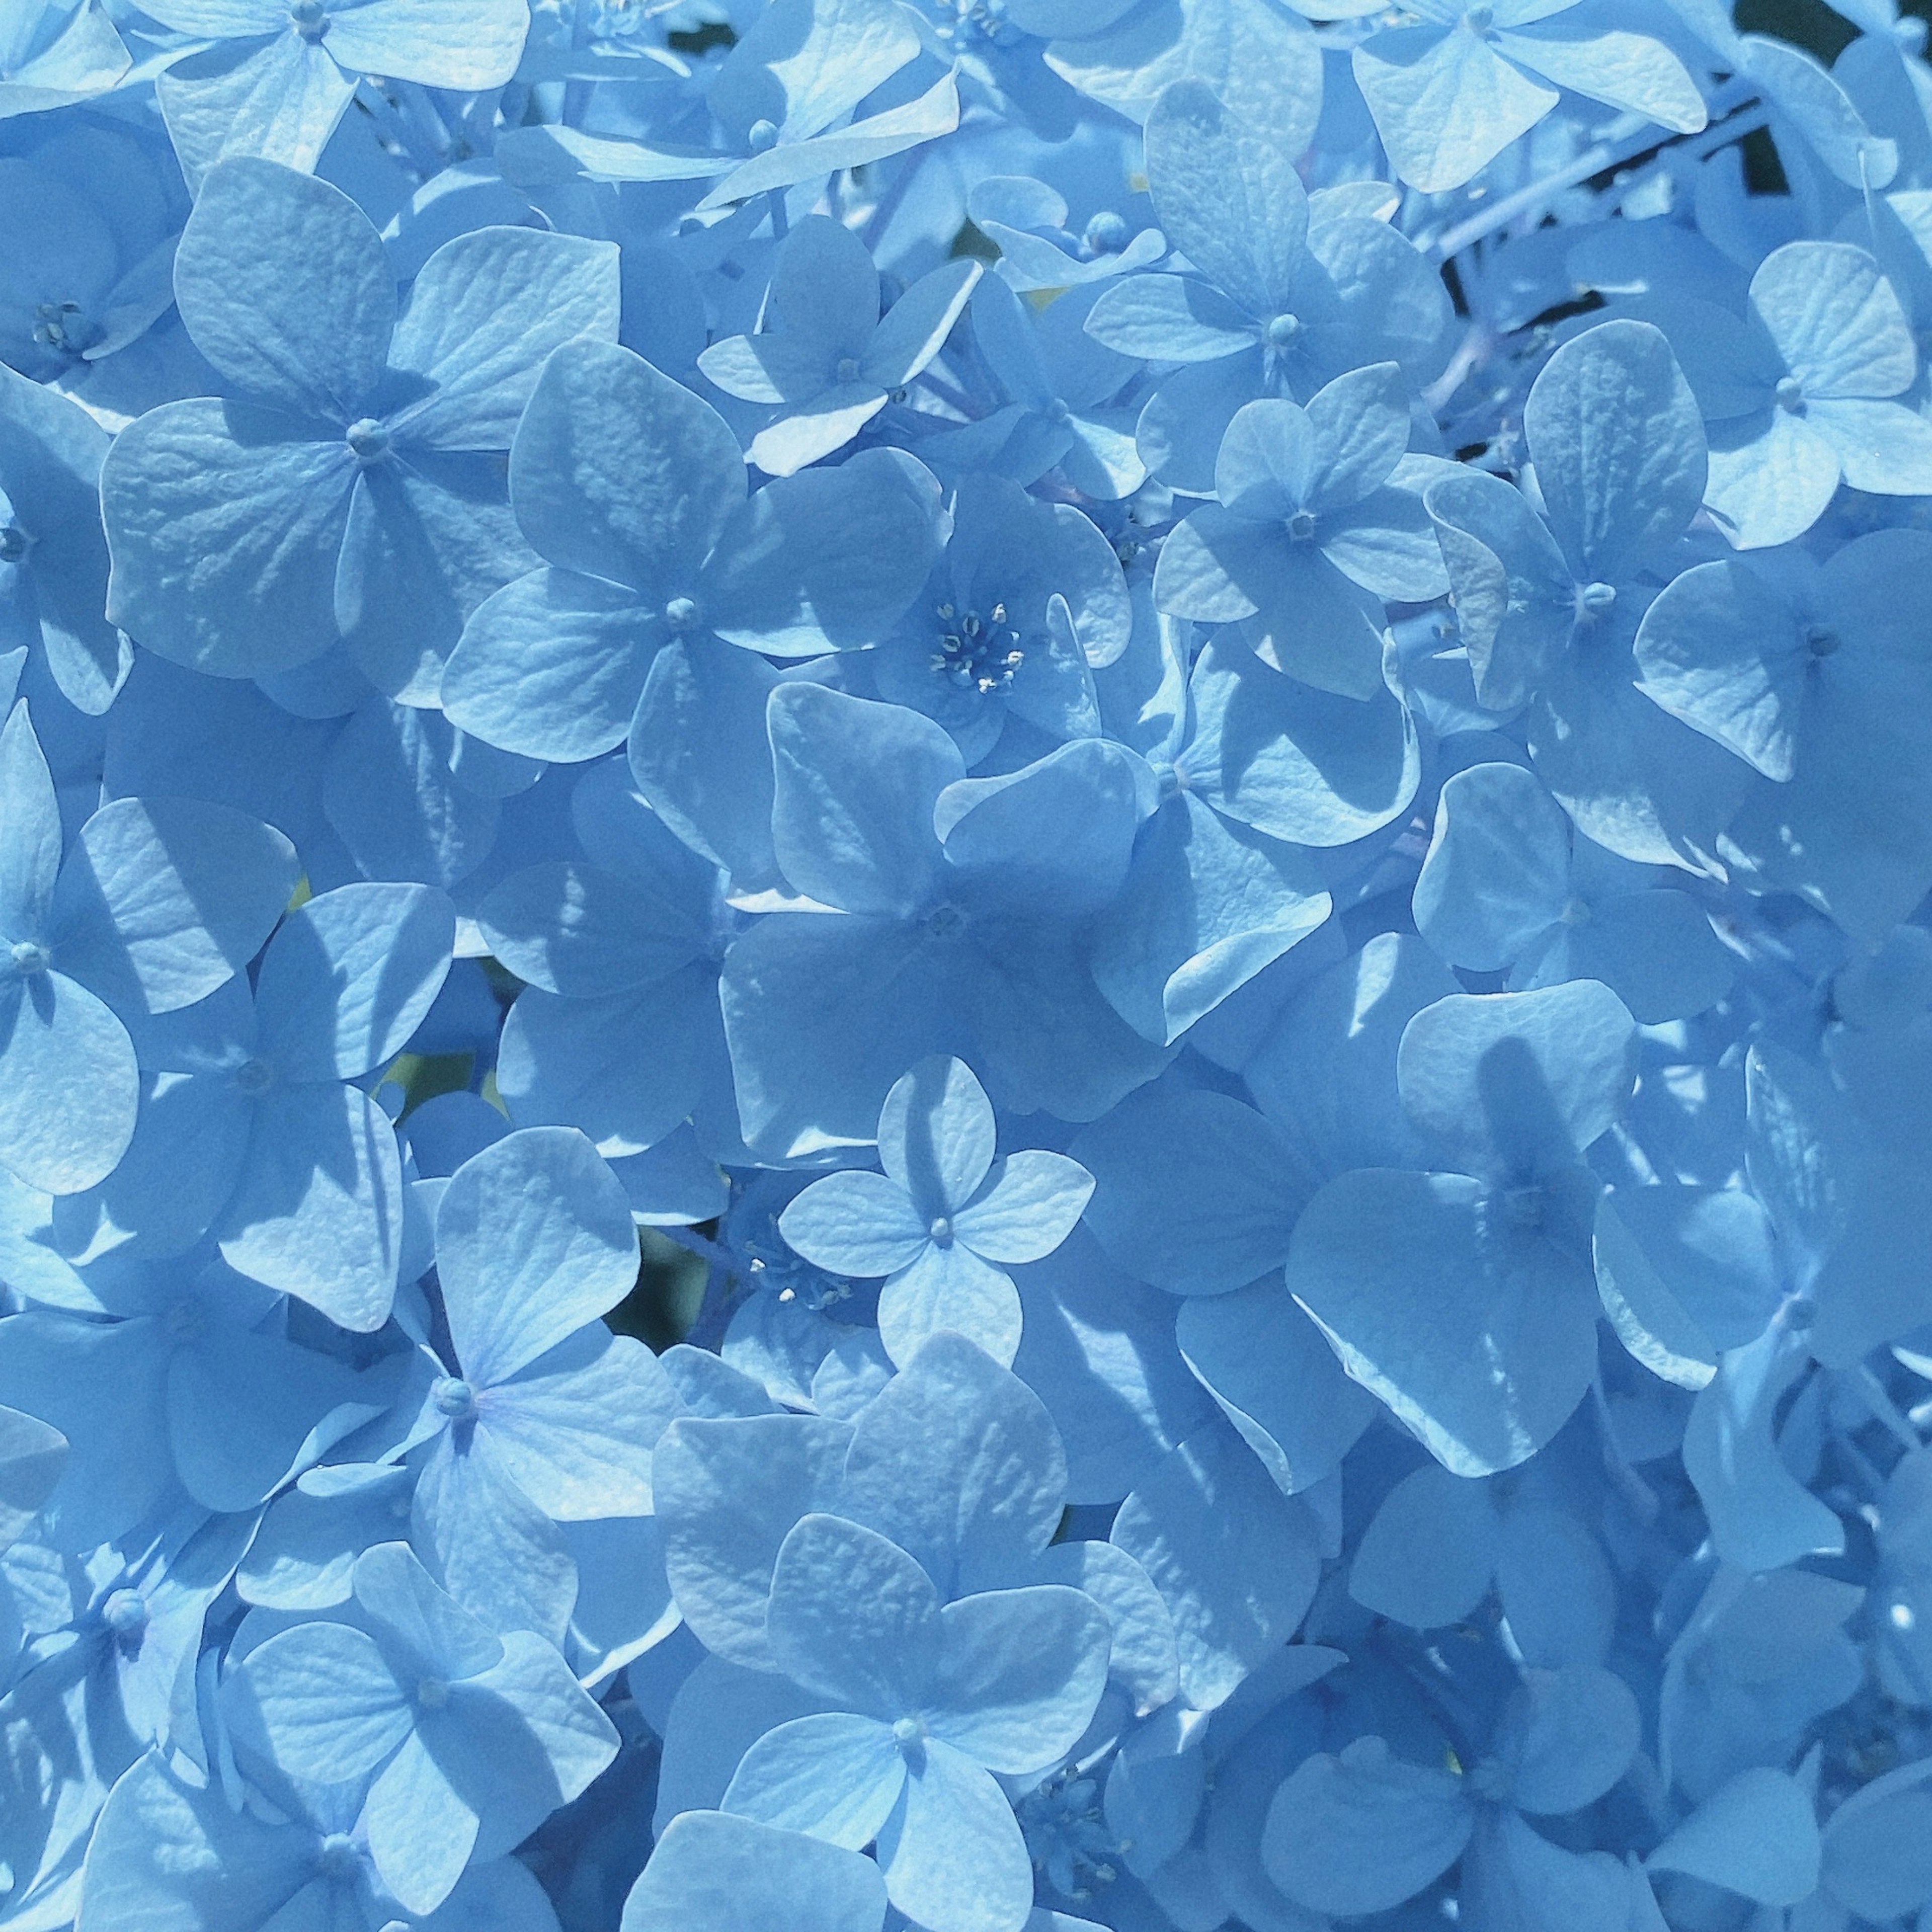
[102,156,621,699]
[697,213,982,476]
[55,880,453,1326]
[1284,982,1638,1475]
[222,1540,619,1915]
[401,1125,678,1641]
[441,338,946,763]
[1636,527,1932,941]
[1414,759,1736,1021]
[778,1055,1093,1364]
[0,698,298,1197]
[722,684,1168,1159]
[865,472,1131,766]
[143,0,531,182]
[1656,240,1932,548]
[1151,363,1448,699]
[1084,81,1450,492]
[1426,317,1754,868]
[720,1508,1109,1932]
[1351,0,1707,192]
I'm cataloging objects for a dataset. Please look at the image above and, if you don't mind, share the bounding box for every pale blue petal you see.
[622,1809,888,1932]
[768,684,961,917]
[253,882,453,1082]
[482,1327,679,1519]
[102,400,355,680]
[1262,1738,1471,1914]
[1349,1461,1501,1627]
[779,1170,931,1277]
[877,1055,996,1218]
[222,1620,410,1784]
[508,339,742,598]
[1111,1425,1320,1709]
[1176,1277,1377,1495]
[877,1241,1022,1370]
[1523,318,1706,584]
[1286,1168,1602,1477]
[1646,1767,1821,1905]
[435,1124,637,1388]
[172,158,392,421]
[1072,1086,1312,1295]
[1186,636,1420,848]
[769,1512,940,1715]
[0,971,137,1194]
[1397,982,1637,1180]
[52,797,297,1018]
[955,1152,1093,1265]
[723,1712,907,1848]
[875,1737,1034,1932]
[216,1081,404,1331]
[840,1331,1066,1596]
[654,1413,853,1671]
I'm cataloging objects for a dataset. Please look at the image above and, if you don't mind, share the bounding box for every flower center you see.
[289,0,328,36]
[1287,509,1318,542]
[9,939,49,978]
[664,595,700,631]
[316,1834,359,1882]
[346,418,390,464]
[932,601,1025,695]
[1805,622,1840,659]
[1500,1183,1544,1230]
[1559,894,1592,927]
[0,525,29,564]
[31,299,92,356]
[1017,1766,1124,1904]
[234,1057,276,1097]
[433,1376,478,1421]
[836,357,862,383]
[936,0,1019,47]
[1265,312,1302,349]
[747,118,779,153]
[1775,375,1805,412]
[417,1676,449,1708]
[929,1215,954,1246]
[892,1714,927,1750]
[1464,6,1493,31]
[103,1588,147,1638]
[742,1227,855,1312]
[1578,581,1617,615]
[1083,210,1129,256]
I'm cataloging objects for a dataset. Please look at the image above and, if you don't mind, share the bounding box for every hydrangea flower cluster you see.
[5,0,1932,1927]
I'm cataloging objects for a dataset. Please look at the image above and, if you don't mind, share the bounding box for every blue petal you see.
[172,157,392,420]
[1175,1276,1377,1495]
[1645,1767,1821,1905]
[654,1413,853,1670]
[840,1330,1066,1596]
[252,881,454,1082]
[622,1809,888,1932]
[1261,1736,1472,1914]
[1286,1168,1602,1477]
[1111,1423,1321,1709]
[435,1125,639,1388]
[1072,1085,1312,1295]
